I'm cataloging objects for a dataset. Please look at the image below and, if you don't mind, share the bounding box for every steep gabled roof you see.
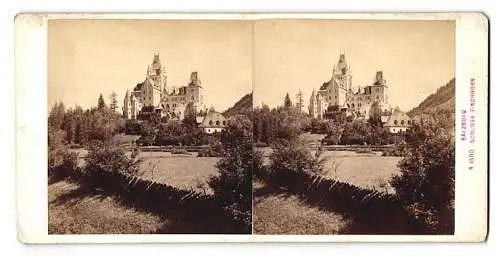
[384,110,411,127]
[133,82,143,91]
[319,80,331,90]
[199,111,226,128]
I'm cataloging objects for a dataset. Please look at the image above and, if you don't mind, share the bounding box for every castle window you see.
[222,121,226,126]
[401,120,405,125]
[394,120,398,125]
[216,120,220,126]
[209,120,213,126]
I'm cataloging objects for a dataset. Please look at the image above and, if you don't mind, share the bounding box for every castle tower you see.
[186,71,203,110]
[372,70,389,112]
[332,52,353,91]
[328,52,352,108]
[141,52,165,107]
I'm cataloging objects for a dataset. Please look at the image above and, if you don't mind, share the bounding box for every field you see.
[253,181,349,234]
[48,180,166,234]
[136,153,220,194]
[318,151,402,193]
[254,149,403,234]
[72,149,220,193]
[50,150,221,234]
[258,147,402,192]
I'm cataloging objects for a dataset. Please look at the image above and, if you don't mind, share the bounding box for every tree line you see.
[49,94,125,147]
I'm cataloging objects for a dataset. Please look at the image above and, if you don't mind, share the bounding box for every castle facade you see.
[309,53,391,120]
[123,53,203,120]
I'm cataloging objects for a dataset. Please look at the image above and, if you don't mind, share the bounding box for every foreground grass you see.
[73,149,220,194]
[252,181,349,234]
[49,180,167,234]
[137,155,219,194]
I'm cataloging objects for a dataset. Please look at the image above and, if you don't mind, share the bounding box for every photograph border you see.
[15,12,488,243]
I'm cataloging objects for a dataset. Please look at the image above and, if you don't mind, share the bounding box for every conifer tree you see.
[284,93,292,109]
[97,94,106,111]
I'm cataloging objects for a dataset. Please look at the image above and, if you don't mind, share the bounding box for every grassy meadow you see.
[51,148,221,234]
[318,151,401,193]
[48,180,166,234]
[254,146,403,234]
[253,181,349,234]
[137,154,220,194]
[71,149,220,193]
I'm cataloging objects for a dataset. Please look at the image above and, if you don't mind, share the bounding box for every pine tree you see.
[295,90,304,112]
[284,93,292,109]
[368,101,382,126]
[109,91,118,113]
[97,94,106,111]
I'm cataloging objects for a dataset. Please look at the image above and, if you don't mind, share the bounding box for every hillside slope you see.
[223,93,253,117]
[408,78,455,117]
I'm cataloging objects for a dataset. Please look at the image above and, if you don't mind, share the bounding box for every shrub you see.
[355,148,373,154]
[321,133,340,145]
[171,147,190,155]
[83,141,142,187]
[268,140,325,177]
[197,143,224,157]
[48,148,78,182]
[390,121,454,234]
[48,126,79,181]
[208,115,253,231]
[254,142,268,148]
[381,142,408,156]
[123,120,143,135]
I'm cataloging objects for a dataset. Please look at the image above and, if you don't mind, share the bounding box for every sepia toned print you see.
[16,13,486,243]
[47,20,253,234]
[252,20,456,235]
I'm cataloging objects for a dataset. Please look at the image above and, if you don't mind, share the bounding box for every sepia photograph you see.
[47,19,253,234]
[252,19,456,235]
[14,12,487,243]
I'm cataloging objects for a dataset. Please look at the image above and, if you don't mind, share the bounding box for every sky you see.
[48,19,455,113]
[253,19,455,112]
[48,20,253,112]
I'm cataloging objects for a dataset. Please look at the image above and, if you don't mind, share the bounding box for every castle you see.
[123,53,203,120]
[309,53,391,120]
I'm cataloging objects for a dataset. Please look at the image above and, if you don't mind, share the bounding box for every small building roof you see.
[199,111,226,128]
[384,110,411,127]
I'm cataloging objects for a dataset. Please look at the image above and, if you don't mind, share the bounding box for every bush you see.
[254,142,268,148]
[355,148,373,154]
[83,141,141,187]
[390,121,454,234]
[321,133,340,145]
[171,147,190,155]
[48,148,78,182]
[381,142,407,156]
[208,115,253,231]
[198,143,224,157]
[124,120,143,135]
[268,140,325,177]
[48,126,79,181]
